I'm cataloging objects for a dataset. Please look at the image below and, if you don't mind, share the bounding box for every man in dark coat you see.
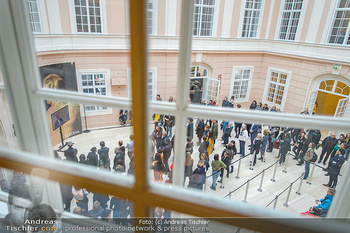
[195,118,205,145]
[187,118,194,139]
[324,149,345,188]
[98,141,110,170]
[223,123,233,145]
[161,138,172,173]
[64,141,78,162]
[318,133,337,165]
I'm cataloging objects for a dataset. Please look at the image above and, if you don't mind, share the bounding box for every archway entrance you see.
[189,65,220,104]
[308,79,350,117]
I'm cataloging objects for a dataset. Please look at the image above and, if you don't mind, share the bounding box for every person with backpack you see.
[98,141,110,170]
[303,142,315,180]
[87,147,98,167]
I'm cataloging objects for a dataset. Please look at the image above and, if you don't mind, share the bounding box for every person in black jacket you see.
[198,135,209,159]
[161,138,172,173]
[186,137,194,154]
[98,141,110,170]
[195,118,205,145]
[319,133,337,165]
[87,147,98,167]
[297,134,312,166]
[219,151,231,181]
[187,118,194,139]
[278,133,291,166]
[223,122,233,145]
[324,149,346,188]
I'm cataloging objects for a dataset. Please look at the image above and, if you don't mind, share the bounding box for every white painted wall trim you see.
[33,35,350,64]
[264,0,275,39]
[305,0,325,43]
[46,0,62,34]
[221,0,234,38]
[212,0,220,37]
[165,0,176,36]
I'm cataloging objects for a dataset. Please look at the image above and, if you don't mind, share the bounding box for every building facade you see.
[2,0,350,145]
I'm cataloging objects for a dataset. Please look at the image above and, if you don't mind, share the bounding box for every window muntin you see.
[81,73,107,111]
[278,0,303,41]
[26,0,41,33]
[193,0,215,37]
[266,70,289,106]
[319,79,350,96]
[231,68,253,101]
[147,0,155,35]
[74,0,102,33]
[241,0,262,38]
[328,0,350,45]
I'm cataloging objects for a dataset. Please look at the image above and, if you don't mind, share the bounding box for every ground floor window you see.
[264,68,291,109]
[81,73,107,112]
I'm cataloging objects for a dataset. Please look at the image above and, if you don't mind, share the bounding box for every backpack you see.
[311,152,318,163]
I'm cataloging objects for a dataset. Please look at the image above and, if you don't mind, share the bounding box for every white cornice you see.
[33,34,350,63]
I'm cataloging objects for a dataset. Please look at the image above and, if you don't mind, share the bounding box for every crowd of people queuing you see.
[2,95,348,222]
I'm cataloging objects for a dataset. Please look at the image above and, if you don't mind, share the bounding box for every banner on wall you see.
[39,62,82,146]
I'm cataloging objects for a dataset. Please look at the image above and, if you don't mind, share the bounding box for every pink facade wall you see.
[37,50,350,130]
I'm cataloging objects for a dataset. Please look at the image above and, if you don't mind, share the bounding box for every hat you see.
[67,141,74,146]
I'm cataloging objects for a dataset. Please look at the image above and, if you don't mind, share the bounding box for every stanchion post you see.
[220,171,225,189]
[283,183,293,207]
[282,153,290,173]
[271,162,278,182]
[203,178,207,191]
[236,159,242,179]
[229,193,232,200]
[307,163,316,185]
[257,169,265,192]
[242,179,250,203]
[273,195,279,210]
[296,174,304,195]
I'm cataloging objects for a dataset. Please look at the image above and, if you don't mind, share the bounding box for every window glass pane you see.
[278,0,303,41]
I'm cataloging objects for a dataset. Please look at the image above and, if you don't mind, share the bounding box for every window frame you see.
[1,0,350,231]
[327,0,350,45]
[73,0,103,34]
[77,69,112,116]
[127,67,157,101]
[229,66,254,103]
[262,67,292,110]
[146,0,158,35]
[26,0,42,33]
[240,0,263,38]
[193,0,216,37]
[277,0,304,41]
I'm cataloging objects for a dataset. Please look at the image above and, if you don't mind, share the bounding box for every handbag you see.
[273,141,280,149]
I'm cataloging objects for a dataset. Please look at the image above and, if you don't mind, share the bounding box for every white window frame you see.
[240,0,263,38]
[327,0,350,45]
[263,67,292,110]
[147,0,158,35]
[193,0,216,37]
[73,0,103,34]
[77,69,112,116]
[127,67,157,101]
[229,66,254,103]
[26,0,42,33]
[277,0,304,41]
[2,1,350,231]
